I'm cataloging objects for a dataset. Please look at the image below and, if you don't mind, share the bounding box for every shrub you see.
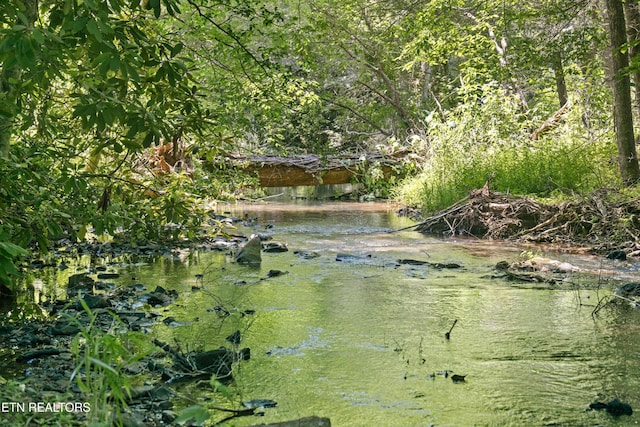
[394,84,617,213]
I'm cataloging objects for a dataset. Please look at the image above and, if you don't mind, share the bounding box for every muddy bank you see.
[413,187,640,257]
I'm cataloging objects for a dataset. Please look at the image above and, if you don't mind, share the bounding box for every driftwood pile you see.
[217,150,411,187]
[226,150,409,174]
[415,186,640,255]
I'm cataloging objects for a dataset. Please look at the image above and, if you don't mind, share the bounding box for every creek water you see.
[85,202,640,425]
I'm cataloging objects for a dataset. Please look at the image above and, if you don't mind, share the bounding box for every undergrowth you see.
[394,85,619,213]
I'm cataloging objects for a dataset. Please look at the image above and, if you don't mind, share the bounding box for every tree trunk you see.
[625,0,640,118]
[606,0,640,185]
[551,51,568,108]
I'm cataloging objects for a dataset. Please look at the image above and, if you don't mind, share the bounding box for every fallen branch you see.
[530,100,570,140]
[214,407,260,425]
[16,347,68,363]
[518,212,560,235]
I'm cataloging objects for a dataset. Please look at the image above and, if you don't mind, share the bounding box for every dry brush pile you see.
[415,186,640,256]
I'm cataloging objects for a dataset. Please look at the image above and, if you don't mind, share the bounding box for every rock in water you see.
[606,398,633,416]
[589,398,633,417]
[616,283,640,297]
[606,249,627,260]
[235,235,262,265]
[262,242,288,253]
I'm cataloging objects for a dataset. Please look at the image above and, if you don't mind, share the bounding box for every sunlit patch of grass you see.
[393,87,619,214]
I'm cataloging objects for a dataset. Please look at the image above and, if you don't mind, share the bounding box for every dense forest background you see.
[2,0,640,285]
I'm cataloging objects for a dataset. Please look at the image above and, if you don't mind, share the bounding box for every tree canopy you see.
[1,0,639,284]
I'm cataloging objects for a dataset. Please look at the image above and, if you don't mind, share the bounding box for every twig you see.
[386,222,421,233]
[530,100,571,140]
[388,198,470,234]
[518,213,560,235]
[445,319,458,340]
[592,293,639,317]
[213,407,259,425]
[239,192,286,202]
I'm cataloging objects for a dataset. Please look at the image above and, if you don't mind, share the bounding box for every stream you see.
[18,201,640,426]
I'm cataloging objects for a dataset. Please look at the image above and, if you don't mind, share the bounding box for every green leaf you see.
[0,242,28,258]
[170,42,183,57]
[78,225,88,241]
[47,222,63,238]
[36,233,49,254]
[113,142,124,153]
[87,357,119,375]
[72,16,89,33]
[174,405,210,426]
[94,219,105,236]
[99,57,110,76]
[123,138,142,150]
[162,0,180,16]
[124,62,140,82]
[150,0,161,18]
[0,259,17,285]
[142,132,154,147]
[31,28,45,45]
[15,11,29,26]
[86,20,102,42]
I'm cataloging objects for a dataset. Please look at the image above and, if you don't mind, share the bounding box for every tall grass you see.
[394,85,618,213]
[69,300,150,426]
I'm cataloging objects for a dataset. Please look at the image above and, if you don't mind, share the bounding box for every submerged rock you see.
[397,258,429,266]
[429,262,462,269]
[97,272,120,280]
[242,399,278,409]
[451,374,466,383]
[139,286,177,307]
[398,259,462,269]
[266,269,287,278]
[606,399,633,416]
[74,295,110,310]
[262,242,288,253]
[589,398,633,417]
[606,249,627,260]
[336,253,371,262]
[191,347,251,381]
[294,250,320,259]
[511,256,579,273]
[615,283,640,298]
[68,273,95,289]
[226,330,241,345]
[49,323,81,336]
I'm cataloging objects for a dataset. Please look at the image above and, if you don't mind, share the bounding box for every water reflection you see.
[87,202,640,425]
